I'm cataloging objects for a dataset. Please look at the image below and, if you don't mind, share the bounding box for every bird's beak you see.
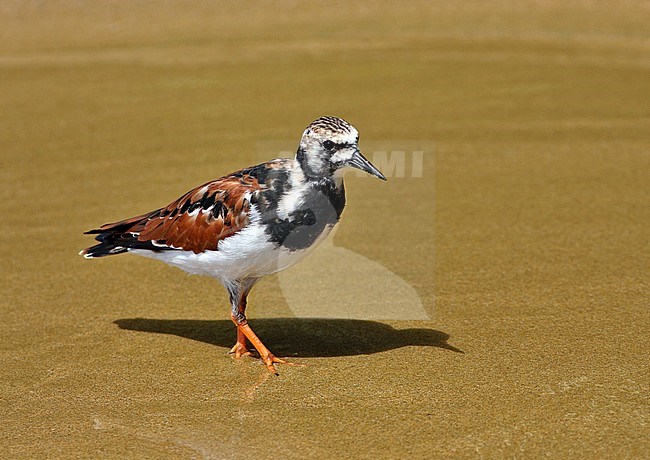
[347,149,387,181]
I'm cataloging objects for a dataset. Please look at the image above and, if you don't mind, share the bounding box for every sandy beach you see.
[1,1,648,458]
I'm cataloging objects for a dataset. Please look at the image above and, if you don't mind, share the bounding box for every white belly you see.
[130,220,335,283]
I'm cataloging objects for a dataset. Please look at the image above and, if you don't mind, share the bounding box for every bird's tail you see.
[79,233,129,259]
[80,209,166,259]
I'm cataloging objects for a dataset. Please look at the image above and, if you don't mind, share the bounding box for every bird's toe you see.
[229,342,253,359]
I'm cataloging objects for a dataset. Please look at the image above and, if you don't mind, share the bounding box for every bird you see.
[80,116,386,374]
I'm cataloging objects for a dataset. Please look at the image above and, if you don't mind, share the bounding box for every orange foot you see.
[229,341,253,358]
[232,319,304,375]
[229,329,253,358]
[230,344,298,374]
[260,352,299,375]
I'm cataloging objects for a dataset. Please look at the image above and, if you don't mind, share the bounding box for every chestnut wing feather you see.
[140,175,259,253]
[87,174,261,254]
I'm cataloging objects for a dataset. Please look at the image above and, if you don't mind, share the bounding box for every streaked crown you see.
[306,116,356,136]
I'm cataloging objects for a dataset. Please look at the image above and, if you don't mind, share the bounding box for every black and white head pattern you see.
[297,116,361,179]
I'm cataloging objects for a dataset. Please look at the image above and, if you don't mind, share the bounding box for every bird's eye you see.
[323,140,335,151]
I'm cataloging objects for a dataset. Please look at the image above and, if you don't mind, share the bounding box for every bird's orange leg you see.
[230,315,294,375]
[229,290,252,358]
[228,278,298,374]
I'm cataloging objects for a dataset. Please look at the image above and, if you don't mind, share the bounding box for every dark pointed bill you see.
[347,150,387,181]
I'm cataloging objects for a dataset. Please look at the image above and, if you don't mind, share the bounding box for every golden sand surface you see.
[1,1,648,458]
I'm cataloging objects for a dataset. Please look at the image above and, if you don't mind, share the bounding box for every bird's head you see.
[296,116,386,181]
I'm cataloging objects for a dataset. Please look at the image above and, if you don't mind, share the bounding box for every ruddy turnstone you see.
[81,116,386,374]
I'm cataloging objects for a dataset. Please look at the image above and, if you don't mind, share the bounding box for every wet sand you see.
[1,1,648,458]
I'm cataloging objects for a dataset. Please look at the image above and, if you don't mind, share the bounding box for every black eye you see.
[323,140,335,151]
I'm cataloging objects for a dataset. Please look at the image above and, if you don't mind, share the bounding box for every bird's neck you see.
[291,155,344,190]
[295,147,340,184]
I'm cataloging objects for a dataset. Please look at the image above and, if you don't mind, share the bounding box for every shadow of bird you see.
[113,317,464,357]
